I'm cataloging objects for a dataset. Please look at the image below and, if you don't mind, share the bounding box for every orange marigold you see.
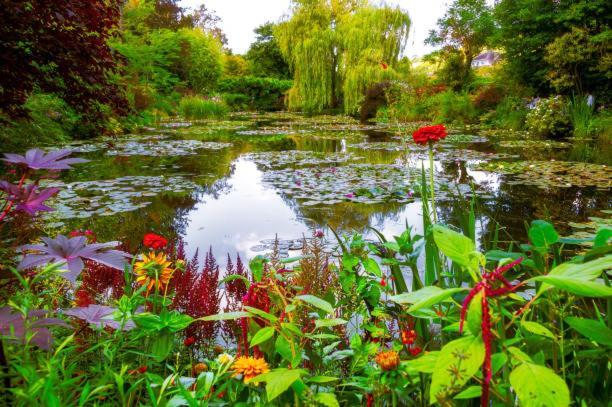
[375,350,400,371]
[231,356,270,383]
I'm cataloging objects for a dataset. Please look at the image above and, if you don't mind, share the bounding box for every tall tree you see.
[276,0,409,114]
[426,0,495,90]
[246,23,291,79]
[0,0,127,125]
[495,0,611,97]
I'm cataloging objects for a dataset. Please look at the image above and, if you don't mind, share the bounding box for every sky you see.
[180,0,451,58]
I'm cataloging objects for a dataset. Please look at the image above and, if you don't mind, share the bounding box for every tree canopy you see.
[276,0,410,114]
[246,23,291,79]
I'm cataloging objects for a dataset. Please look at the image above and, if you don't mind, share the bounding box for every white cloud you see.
[180,0,453,57]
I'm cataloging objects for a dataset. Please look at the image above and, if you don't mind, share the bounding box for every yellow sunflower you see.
[231,356,270,383]
[134,252,174,294]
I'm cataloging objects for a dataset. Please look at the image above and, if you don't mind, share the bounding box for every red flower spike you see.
[184,336,195,347]
[143,233,168,250]
[458,257,523,407]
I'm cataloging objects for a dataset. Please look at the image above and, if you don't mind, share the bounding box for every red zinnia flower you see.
[411,125,448,145]
[380,62,388,70]
[401,329,417,345]
[143,233,168,250]
[184,336,196,347]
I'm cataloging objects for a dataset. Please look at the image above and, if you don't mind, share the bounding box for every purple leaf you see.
[0,181,59,216]
[0,307,68,350]
[18,234,132,283]
[2,149,88,170]
[64,305,135,330]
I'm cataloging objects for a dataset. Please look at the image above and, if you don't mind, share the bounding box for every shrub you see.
[485,96,528,130]
[473,84,504,110]
[525,96,572,138]
[0,94,79,152]
[217,76,292,111]
[221,93,250,111]
[433,90,477,124]
[179,96,229,119]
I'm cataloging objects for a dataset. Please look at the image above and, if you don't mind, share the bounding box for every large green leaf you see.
[390,286,465,313]
[362,257,382,277]
[509,363,569,407]
[531,255,612,297]
[430,335,485,403]
[466,291,483,336]
[432,225,482,275]
[251,368,304,401]
[250,326,275,347]
[314,392,339,407]
[295,295,333,314]
[528,220,559,252]
[315,318,347,328]
[521,321,555,339]
[404,351,439,374]
[565,317,612,347]
[200,311,250,321]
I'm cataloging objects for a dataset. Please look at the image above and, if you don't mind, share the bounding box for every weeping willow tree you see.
[276,0,409,114]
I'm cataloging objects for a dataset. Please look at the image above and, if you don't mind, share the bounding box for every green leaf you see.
[314,392,339,407]
[244,306,278,322]
[307,376,339,384]
[432,225,481,273]
[565,317,612,347]
[509,363,570,407]
[521,321,555,339]
[453,386,481,399]
[466,291,483,336]
[362,257,382,277]
[528,220,559,252]
[430,335,485,403]
[531,255,612,297]
[250,327,275,347]
[250,255,267,282]
[200,311,249,321]
[251,368,303,401]
[315,318,347,328]
[219,274,250,288]
[295,295,333,314]
[403,351,439,374]
[532,276,612,297]
[390,286,465,313]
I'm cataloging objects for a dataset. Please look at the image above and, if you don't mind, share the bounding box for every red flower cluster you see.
[143,233,168,250]
[411,124,448,145]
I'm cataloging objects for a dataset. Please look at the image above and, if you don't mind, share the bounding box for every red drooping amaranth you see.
[459,257,523,407]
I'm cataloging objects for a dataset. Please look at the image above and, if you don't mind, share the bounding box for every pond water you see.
[43,112,611,261]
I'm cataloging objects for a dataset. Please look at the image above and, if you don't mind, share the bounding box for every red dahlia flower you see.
[411,124,447,145]
[143,233,168,250]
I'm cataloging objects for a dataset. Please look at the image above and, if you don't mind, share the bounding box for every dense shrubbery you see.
[179,96,228,119]
[217,76,292,111]
[525,96,572,139]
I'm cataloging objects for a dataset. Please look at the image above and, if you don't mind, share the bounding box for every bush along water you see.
[178,95,229,120]
[0,142,611,406]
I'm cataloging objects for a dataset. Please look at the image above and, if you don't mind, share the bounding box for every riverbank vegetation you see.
[0,0,610,405]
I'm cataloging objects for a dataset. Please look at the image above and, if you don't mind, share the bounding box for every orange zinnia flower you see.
[231,356,270,383]
[375,350,400,371]
[134,252,174,294]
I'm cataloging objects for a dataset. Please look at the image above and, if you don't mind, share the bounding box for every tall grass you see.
[179,96,228,119]
[434,91,477,124]
[568,95,594,138]
[490,96,527,130]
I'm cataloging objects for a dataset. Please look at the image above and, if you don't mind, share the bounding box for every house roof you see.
[473,51,500,63]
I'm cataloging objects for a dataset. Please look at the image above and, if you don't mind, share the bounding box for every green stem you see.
[428,142,437,223]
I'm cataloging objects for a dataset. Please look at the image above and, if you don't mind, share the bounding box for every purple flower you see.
[18,235,132,283]
[345,193,355,199]
[0,181,59,215]
[0,307,68,350]
[64,305,135,330]
[2,149,88,170]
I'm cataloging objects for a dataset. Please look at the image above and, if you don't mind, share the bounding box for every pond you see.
[42,112,611,261]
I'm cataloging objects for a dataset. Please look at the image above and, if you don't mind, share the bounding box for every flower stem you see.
[428,142,437,223]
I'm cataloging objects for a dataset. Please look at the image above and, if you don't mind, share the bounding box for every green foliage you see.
[486,96,528,130]
[525,96,572,138]
[276,0,410,114]
[509,363,570,407]
[217,76,292,111]
[178,96,228,119]
[426,0,496,90]
[223,54,249,77]
[246,23,291,79]
[495,0,611,98]
[433,90,478,124]
[568,95,596,138]
[0,94,79,153]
